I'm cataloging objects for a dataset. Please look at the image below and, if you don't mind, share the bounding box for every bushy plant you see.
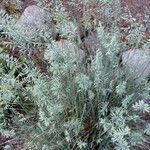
[0,0,149,149]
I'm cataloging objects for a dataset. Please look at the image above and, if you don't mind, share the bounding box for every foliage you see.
[0,0,149,149]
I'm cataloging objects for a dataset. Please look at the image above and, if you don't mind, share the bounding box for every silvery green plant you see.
[0,0,149,149]
[24,27,149,149]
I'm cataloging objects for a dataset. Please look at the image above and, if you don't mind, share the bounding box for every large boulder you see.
[122,49,150,78]
[14,5,54,40]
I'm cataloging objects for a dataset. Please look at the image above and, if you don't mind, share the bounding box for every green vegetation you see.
[0,0,149,149]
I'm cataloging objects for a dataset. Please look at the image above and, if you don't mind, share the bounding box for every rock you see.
[15,5,54,40]
[0,3,5,12]
[122,49,150,78]
[83,30,101,57]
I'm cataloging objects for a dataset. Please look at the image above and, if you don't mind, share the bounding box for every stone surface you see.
[0,3,5,12]
[83,30,101,57]
[15,5,54,39]
[122,49,150,78]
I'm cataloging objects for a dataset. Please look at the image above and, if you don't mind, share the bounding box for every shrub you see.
[0,0,149,149]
